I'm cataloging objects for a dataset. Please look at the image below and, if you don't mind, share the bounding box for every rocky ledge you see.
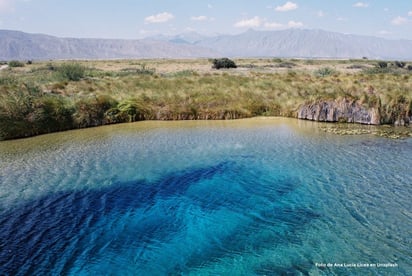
[298,98,380,125]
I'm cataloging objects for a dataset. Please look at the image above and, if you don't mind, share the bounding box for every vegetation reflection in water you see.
[0,118,411,275]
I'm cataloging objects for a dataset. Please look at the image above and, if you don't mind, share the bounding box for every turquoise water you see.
[0,118,411,275]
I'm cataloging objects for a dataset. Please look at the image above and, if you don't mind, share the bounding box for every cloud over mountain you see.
[145,12,174,24]
[234,17,262,28]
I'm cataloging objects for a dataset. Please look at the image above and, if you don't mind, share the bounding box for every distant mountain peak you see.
[0,29,220,60]
[194,29,412,59]
[1,29,412,60]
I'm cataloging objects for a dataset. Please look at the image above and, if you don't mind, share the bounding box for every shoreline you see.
[1,116,411,142]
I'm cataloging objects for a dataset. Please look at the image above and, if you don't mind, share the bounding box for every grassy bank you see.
[0,58,411,140]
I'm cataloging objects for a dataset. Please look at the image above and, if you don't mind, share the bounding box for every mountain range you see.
[1,29,412,60]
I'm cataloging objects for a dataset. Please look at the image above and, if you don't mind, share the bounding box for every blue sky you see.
[1,0,412,39]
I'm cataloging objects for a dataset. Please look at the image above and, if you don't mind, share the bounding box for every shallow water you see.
[0,118,411,275]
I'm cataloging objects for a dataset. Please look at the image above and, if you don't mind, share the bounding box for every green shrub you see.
[377,61,388,68]
[212,58,237,69]
[8,60,25,67]
[117,99,150,122]
[394,61,406,68]
[314,67,336,77]
[105,98,151,123]
[58,63,86,81]
[0,84,74,139]
[73,95,117,127]
[32,96,74,133]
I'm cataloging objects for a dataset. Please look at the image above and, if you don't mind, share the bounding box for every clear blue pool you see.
[0,118,411,275]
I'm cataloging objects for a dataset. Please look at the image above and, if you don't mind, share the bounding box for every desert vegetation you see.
[0,58,411,140]
[7,60,25,68]
[211,58,237,69]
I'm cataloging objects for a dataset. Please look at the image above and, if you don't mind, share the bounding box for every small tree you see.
[212,58,237,69]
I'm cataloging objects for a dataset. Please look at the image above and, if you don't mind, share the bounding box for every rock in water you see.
[298,98,380,125]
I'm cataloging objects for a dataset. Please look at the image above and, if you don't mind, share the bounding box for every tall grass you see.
[0,83,73,139]
[1,59,411,140]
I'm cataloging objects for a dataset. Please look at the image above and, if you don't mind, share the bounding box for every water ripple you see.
[0,118,411,275]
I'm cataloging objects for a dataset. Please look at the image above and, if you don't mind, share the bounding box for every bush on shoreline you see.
[0,84,74,139]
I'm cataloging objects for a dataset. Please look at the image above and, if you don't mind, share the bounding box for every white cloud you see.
[207,4,213,9]
[337,17,347,21]
[234,16,262,28]
[317,10,325,17]
[353,2,369,8]
[287,20,303,28]
[275,1,298,12]
[408,11,412,16]
[144,12,174,24]
[191,16,208,21]
[391,16,408,25]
